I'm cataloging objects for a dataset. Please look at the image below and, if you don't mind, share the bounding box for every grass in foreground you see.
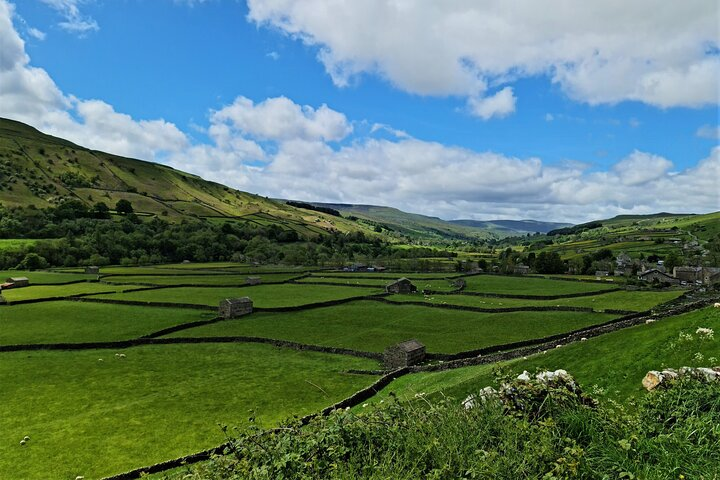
[176,376,720,480]
[0,344,378,479]
[91,284,383,308]
[0,301,214,345]
[167,301,617,353]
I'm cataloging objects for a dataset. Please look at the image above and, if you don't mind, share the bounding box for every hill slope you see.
[450,218,571,235]
[309,202,562,241]
[0,118,365,237]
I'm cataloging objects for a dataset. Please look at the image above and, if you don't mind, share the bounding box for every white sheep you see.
[645,319,656,324]
[23,436,29,441]
[580,337,588,342]
[714,302,720,308]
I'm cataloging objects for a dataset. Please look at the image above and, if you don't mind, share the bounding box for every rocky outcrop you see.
[642,367,720,391]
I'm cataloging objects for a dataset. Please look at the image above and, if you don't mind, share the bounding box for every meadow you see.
[91,283,384,308]
[0,262,704,478]
[166,301,618,353]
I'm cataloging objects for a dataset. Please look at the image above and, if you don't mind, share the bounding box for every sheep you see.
[645,319,656,324]
[714,302,720,308]
[23,436,29,441]
[580,337,588,342]
[20,440,26,446]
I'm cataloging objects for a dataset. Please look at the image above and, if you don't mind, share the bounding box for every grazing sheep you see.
[20,440,26,446]
[580,337,588,342]
[23,436,29,441]
[714,302,720,308]
[645,319,656,324]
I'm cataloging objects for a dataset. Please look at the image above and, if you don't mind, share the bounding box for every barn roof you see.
[7,277,29,282]
[222,297,252,305]
[390,339,425,352]
[388,277,413,285]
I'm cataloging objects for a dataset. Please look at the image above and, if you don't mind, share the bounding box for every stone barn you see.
[385,278,417,294]
[514,264,530,275]
[85,266,100,275]
[383,339,426,369]
[6,277,29,288]
[245,276,262,286]
[219,297,253,318]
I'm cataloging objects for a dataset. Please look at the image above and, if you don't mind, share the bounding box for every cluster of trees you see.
[0,202,457,270]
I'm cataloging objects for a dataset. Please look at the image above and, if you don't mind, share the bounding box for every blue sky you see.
[1,0,718,222]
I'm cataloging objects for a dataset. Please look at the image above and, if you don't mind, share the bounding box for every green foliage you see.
[16,252,48,270]
[115,199,134,215]
[179,378,720,479]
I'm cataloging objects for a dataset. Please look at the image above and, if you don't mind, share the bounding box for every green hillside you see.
[0,118,366,237]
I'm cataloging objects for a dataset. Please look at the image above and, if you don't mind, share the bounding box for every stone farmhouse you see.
[513,265,530,275]
[383,339,426,369]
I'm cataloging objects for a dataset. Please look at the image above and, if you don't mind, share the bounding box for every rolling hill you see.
[0,118,366,238]
[309,202,571,241]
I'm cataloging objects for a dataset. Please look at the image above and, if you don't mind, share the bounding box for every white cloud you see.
[612,151,673,186]
[696,125,720,140]
[41,0,98,36]
[545,113,554,122]
[210,96,352,142]
[467,87,516,120]
[247,0,719,109]
[0,0,187,159]
[27,27,46,40]
[1,0,717,223]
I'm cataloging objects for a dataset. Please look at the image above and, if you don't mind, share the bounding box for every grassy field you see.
[296,276,459,291]
[166,301,617,353]
[91,284,384,307]
[0,270,97,284]
[0,344,378,480]
[461,274,617,295]
[1,283,141,302]
[387,289,684,312]
[100,273,304,286]
[0,301,215,345]
[370,306,720,404]
[0,261,705,479]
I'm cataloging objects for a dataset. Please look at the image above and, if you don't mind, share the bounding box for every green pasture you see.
[166,301,617,354]
[91,284,384,308]
[0,344,378,480]
[370,305,720,405]
[0,270,97,284]
[369,308,720,402]
[460,275,617,295]
[0,301,213,345]
[309,272,464,279]
[387,289,684,313]
[297,276,459,291]
[1,283,138,302]
[100,273,303,286]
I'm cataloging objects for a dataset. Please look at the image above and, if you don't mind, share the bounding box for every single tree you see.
[115,199,134,215]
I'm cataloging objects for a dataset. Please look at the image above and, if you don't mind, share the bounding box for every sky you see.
[0,0,718,223]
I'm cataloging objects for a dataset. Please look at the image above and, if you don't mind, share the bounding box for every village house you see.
[673,266,702,283]
[5,277,29,288]
[218,297,253,318]
[638,269,680,285]
[386,278,417,294]
[383,339,426,369]
[702,267,720,286]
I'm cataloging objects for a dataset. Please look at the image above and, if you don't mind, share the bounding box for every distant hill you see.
[0,117,367,238]
[450,219,572,235]
[308,202,566,241]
